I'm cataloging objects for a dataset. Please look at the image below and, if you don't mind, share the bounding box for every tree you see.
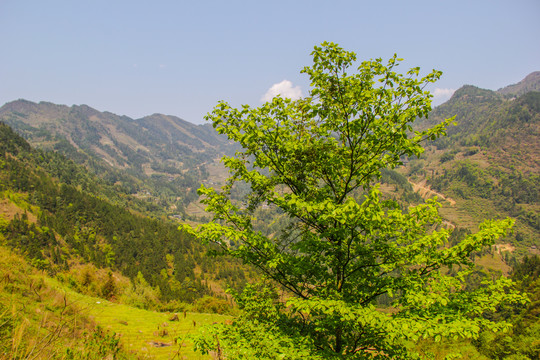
[183,42,525,359]
[101,271,116,300]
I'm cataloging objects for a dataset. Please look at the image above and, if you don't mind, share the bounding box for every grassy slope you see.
[0,244,98,359]
[0,241,228,359]
[0,191,227,359]
[49,279,229,359]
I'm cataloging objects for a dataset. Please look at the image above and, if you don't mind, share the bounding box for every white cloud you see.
[432,88,456,104]
[261,80,302,102]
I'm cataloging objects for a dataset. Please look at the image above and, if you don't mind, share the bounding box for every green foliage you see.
[101,271,117,300]
[380,168,412,190]
[184,42,524,358]
[193,285,323,360]
[120,271,161,310]
[473,255,540,359]
[65,326,133,360]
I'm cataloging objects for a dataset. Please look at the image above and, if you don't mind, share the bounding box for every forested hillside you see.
[0,122,249,307]
[0,100,235,215]
[408,83,539,257]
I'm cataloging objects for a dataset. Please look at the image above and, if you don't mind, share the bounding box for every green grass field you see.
[47,278,229,359]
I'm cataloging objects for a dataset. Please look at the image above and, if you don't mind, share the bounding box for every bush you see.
[440,152,455,163]
[192,295,235,315]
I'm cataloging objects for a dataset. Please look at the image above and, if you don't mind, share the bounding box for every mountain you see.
[410,77,539,256]
[0,99,231,171]
[0,100,234,215]
[1,71,538,253]
[497,71,540,97]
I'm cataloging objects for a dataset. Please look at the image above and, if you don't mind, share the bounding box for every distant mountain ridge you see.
[0,99,237,214]
[1,71,538,234]
[0,99,233,174]
[497,71,540,97]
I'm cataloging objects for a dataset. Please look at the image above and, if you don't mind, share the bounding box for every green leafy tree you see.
[184,42,525,359]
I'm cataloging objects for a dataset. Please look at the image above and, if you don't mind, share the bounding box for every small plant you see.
[65,326,132,360]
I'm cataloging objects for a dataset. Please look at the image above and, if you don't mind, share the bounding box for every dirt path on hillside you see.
[409,179,456,206]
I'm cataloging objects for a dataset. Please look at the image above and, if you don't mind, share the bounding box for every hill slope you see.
[0,122,249,305]
[410,79,539,256]
[0,100,234,214]
[0,99,230,170]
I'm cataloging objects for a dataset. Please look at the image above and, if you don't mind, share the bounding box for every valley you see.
[0,71,538,359]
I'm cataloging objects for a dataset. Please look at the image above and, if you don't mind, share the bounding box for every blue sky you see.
[1,0,538,124]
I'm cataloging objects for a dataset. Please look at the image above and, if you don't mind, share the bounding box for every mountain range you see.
[0,99,232,171]
[498,71,540,96]
[1,72,539,254]
[0,99,238,215]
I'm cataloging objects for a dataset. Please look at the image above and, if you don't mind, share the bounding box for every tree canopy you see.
[184,42,525,359]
